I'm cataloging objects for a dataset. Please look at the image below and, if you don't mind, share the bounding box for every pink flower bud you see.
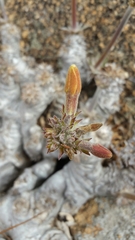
[79,141,112,159]
[89,144,112,159]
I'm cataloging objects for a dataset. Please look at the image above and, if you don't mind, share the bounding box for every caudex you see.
[0,0,135,237]
[0,65,112,238]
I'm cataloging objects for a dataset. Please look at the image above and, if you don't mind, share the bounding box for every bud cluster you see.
[43,65,112,160]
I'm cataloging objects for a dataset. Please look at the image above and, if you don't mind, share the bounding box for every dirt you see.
[4,0,135,76]
[70,199,102,237]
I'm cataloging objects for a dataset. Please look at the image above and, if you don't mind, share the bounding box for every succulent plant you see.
[44,64,112,161]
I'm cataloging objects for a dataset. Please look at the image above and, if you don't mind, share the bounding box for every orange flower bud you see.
[65,65,82,116]
[65,64,82,95]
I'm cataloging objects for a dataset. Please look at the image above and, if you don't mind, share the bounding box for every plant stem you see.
[72,0,77,30]
[0,211,45,234]
[89,4,134,112]
[95,5,133,69]
[0,0,7,21]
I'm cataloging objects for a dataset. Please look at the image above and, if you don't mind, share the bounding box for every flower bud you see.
[64,64,82,116]
[79,141,112,159]
[65,64,81,95]
[89,144,112,159]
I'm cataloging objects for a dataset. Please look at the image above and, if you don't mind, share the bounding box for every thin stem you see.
[0,0,7,21]
[71,0,77,30]
[89,4,134,112]
[0,211,45,234]
[95,5,133,69]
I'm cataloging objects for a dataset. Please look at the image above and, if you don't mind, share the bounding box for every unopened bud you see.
[79,141,112,159]
[65,64,81,95]
[88,143,112,159]
[65,64,82,115]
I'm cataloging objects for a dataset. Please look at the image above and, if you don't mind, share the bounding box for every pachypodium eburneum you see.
[44,65,112,161]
